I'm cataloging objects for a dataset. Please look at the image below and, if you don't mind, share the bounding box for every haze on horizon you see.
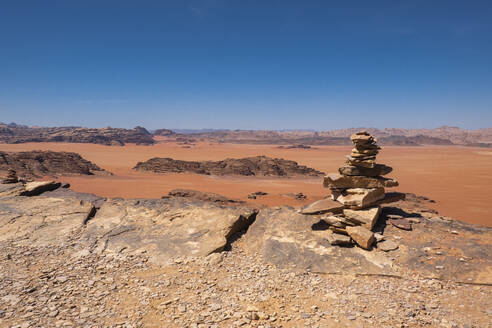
[1,1,491,130]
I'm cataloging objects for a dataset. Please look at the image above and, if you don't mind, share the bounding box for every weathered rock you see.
[323,215,357,227]
[324,173,398,189]
[346,226,375,250]
[164,189,245,205]
[134,155,324,177]
[339,164,393,176]
[326,232,352,246]
[20,181,62,196]
[300,198,345,214]
[0,196,94,246]
[350,133,373,144]
[378,240,399,251]
[343,206,381,230]
[345,157,376,168]
[243,207,396,275]
[0,124,155,145]
[2,169,18,184]
[0,182,25,197]
[82,198,257,264]
[0,150,110,178]
[333,188,385,208]
[389,218,412,230]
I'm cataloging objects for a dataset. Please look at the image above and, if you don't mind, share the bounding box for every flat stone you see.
[378,240,399,251]
[346,226,375,250]
[82,198,257,265]
[339,164,393,177]
[345,158,376,168]
[326,232,352,246]
[333,188,385,208]
[352,148,379,156]
[389,218,412,230]
[300,198,345,215]
[20,181,62,196]
[350,133,373,143]
[324,174,398,189]
[343,206,381,230]
[0,196,94,246]
[323,215,356,227]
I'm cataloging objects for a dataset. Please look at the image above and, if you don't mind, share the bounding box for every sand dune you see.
[1,141,490,227]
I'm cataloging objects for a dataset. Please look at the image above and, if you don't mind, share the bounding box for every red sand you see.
[1,142,491,227]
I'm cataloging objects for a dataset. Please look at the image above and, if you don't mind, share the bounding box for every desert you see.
[1,131,491,328]
[2,2,492,327]
[0,138,490,227]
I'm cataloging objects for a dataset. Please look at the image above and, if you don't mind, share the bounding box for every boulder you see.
[82,198,257,265]
[343,206,381,230]
[324,174,398,189]
[333,188,385,208]
[339,164,393,176]
[346,226,375,250]
[300,198,345,215]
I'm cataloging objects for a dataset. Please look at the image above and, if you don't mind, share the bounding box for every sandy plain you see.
[1,141,491,227]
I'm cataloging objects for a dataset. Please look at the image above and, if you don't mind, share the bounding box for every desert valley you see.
[1,124,491,328]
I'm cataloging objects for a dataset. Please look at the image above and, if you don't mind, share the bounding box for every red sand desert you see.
[1,141,491,227]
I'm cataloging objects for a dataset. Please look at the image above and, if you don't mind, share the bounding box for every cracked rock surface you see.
[0,182,491,327]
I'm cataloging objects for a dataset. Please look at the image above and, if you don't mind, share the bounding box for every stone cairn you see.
[2,169,19,184]
[321,131,402,249]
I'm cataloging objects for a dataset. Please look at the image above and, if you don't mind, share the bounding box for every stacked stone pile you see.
[2,169,18,184]
[321,131,401,249]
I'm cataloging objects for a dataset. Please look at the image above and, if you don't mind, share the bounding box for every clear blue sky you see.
[1,1,491,130]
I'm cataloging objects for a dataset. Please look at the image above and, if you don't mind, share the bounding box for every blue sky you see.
[1,0,491,130]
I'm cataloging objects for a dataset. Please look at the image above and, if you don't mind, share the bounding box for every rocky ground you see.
[0,181,491,328]
[0,150,110,178]
[134,156,324,177]
[0,123,154,146]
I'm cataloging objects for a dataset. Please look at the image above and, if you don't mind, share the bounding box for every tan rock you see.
[378,239,399,251]
[333,188,385,208]
[339,164,393,176]
[21,181,62,196]
[324,173,398,189]
[350,133,373,143]
[300,198,345,215]
[343,206,381,230]
[326,232,352,246]
[346,226,375,250]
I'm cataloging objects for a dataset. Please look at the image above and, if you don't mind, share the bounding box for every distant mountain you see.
[2,123,491,147]
[154,126,492,146]
[0,123,154,146]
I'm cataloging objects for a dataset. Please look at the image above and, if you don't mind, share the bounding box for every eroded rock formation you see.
[0,123,155,145]
[0,150,110,178]
[134,155,324,177]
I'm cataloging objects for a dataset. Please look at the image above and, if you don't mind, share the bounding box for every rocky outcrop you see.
[81,198,257,265]
[0,123,155,145]
[153,128,176,136]
[0,180,491,286]
[134,155,324,177]
[163,189,245,205]
[0,150,110,178]
[242,202,492,284]
[0,180,257,265]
